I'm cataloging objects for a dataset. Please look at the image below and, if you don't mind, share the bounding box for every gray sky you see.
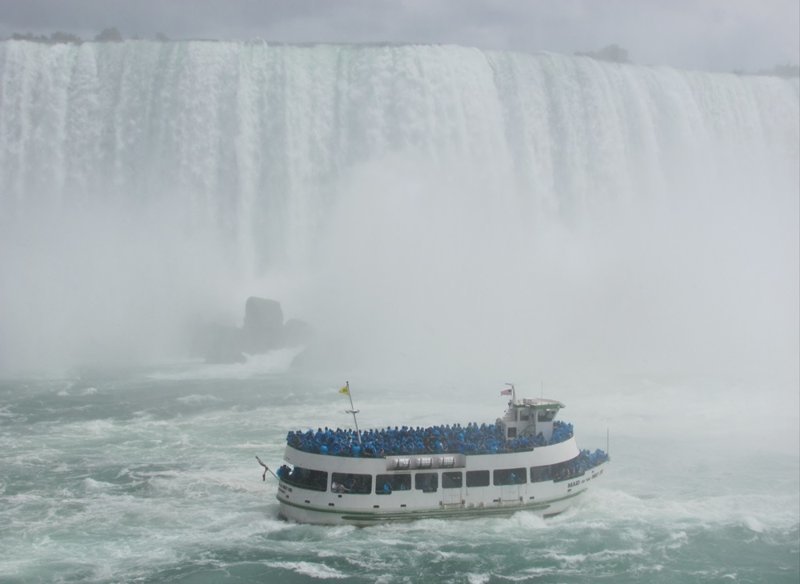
[0,0,798,73]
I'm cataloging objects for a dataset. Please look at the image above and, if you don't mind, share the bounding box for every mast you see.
[505,382,516,404]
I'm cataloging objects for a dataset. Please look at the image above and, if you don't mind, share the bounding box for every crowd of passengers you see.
[285,420,575,457]
[276,448,610,493]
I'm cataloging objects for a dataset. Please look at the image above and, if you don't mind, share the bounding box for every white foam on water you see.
[176,393,223,404]
[500,510,550,531]
[232,441,275,450]
[147,348,306,380]
[574,486,799,534]
[265,561,348,579]
[502,568,568,581]
[743,516,766,533]
[82,478,114,492]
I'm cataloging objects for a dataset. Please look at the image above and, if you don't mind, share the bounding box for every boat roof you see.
[510,398,565,409]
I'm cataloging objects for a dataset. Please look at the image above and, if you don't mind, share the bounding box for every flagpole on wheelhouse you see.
[505,382,516,404]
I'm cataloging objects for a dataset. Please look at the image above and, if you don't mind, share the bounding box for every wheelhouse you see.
[497,398,565,441]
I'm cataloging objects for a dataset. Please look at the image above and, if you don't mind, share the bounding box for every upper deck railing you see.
[286,420,575,457]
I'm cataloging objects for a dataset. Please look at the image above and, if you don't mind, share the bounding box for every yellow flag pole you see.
[343,381,362,445]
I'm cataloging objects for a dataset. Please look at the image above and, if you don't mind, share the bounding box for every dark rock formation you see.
[191,296,312,364]
[242,297,284,353]
[283,318,314,347]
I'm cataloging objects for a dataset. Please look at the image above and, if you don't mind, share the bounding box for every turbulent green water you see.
[1,361,797,583]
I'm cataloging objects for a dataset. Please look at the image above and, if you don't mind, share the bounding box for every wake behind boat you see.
[267,384,609,525]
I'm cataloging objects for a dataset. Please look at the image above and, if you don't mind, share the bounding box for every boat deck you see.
[286,420,575,457]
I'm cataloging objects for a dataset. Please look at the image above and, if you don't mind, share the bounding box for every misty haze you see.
[0,4,798,582]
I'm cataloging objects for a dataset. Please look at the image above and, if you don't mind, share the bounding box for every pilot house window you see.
[537,409,557,422]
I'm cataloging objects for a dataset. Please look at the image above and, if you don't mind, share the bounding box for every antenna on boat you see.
[341,381,362,445]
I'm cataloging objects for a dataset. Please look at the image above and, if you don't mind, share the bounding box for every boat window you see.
[550,453,584,482]
[331,472,372,494]
[537,409,557,422]
[494,467,526,486]
[441,471,462,489]
[414,472,438,492]
[530,465,552,483]
[376,474,411,495]
[466,470,490,487]
[550,450,607,482]
[283,466,328,492]
[507,427,517,438]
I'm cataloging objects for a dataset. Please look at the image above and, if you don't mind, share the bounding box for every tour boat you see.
[269,384,609,525]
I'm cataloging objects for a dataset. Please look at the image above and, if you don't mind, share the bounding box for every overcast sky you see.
[0,0,798,73]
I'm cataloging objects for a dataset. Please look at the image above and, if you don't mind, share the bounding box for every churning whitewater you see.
[1,368,798,583]
[0,40,798,582]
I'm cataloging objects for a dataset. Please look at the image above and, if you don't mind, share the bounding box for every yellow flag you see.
[339,385,349,395]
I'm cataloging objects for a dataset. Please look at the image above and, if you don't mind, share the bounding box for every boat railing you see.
[286,420,575,458]
[550,449,609,483]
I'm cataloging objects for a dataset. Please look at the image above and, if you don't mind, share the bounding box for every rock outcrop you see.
[191,297,312,364]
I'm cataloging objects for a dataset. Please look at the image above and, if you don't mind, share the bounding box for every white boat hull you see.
[275,442,607,526]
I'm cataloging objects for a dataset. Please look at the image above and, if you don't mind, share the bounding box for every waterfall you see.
[1,40,797,380]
